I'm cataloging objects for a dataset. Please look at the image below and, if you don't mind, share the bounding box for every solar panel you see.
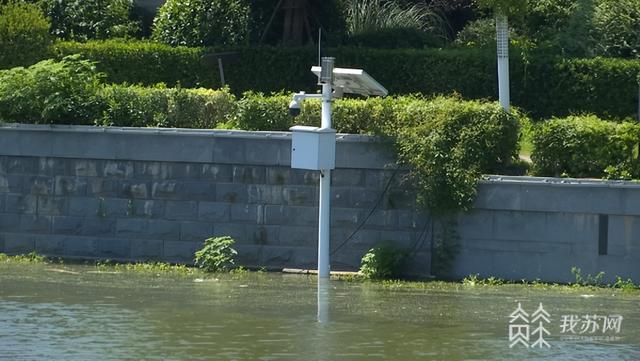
[310,66,388,97]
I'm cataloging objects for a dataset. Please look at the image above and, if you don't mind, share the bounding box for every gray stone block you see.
[103,198,130,217]
[458,210,494,240]
[130,239,164,260]
[493,210,548,242]
[71,160,99,177]
[266,167,292,186]
[86,178,119,197]
[146,220,181,240]
[265,205,317,226]
[52,216,115,237]
[383,188,415,209]
[4,234,36,254]
[277,225,317,247]
[102,161,134,178]
[5,194,37,214]
[180,221,214,242]
[20,176,53,196]
[0,175,9,193]
[37,196,67,216]
[163,241,201,263]
[243,139,289,166]
[19,215,51,233]
[198,201,229,222]
[51,132,116,160]
[116,218,147,237]
[119,181,149,199]
[232,165,266,184]
[150,181,180,200]
[261,246,316,269]
[546,212,598,245]
[164,201,198,220]
[35,235,64,255]
[364,169,396,189]
[179,181,216,201]
[234,244,262,266]
[37,158,68,177]
[474,183,522,211]
[68,197,100,217]
[200,164,233,182]
[230,204,260,223]
[115,133,214,163]
[282,186,317,206]
[366,209,400,229]
[331,169,365,187]
[97,238,131,259]
[250,225,279,245]
[133,200,165,218]
[0,194,4,212]
[215,183,248,204]
[336,141,395,169]
[63,236,98,257]
[0,213,20,232]
[212,138,246,164]
[54,176,88,196]
[212,222,247,243]
[134,162,174,180]
[623,188,640,216]
[330,207,363,228]
[350,188,381,209]
[247,184,283,205]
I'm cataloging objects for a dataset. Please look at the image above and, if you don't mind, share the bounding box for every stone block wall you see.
[0,124,428,273]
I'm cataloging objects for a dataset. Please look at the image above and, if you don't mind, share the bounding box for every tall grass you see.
[346,0,450,39]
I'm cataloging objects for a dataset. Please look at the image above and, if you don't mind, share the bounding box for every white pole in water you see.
[496,14,510,112]
[318,57,334,279]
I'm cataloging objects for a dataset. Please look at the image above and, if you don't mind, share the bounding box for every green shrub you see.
[531,115,640,178]
[40,0,139,40]
[593,0,640,58]
[0,1,52,69]
[359,243,407,279]
[152,0,250,47]
[232,92,294,131]
[0,55,103,124]
[194,236,238,272]
[395,96,520,213]
[98,85,236,128]
[345,27,442,48]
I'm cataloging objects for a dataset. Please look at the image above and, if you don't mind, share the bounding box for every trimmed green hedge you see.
[52,40,640,120]
[532,115,640,179]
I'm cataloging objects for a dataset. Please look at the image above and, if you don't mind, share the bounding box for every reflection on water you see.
[1,264,639,360]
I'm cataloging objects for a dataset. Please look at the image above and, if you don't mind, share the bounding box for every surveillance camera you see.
[289,99,301,117]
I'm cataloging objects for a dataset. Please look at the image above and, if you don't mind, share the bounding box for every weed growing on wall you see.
[194,236,238,272]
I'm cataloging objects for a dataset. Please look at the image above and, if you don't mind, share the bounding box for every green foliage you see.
[462,273,506,286]
[531,115,640,178]
[194,236,238,272]
[344,0,449,46]
[232,92,293,131]
[0,1,52,69]
[571,266,606,287]
[359,243,408,279]
[612,276,638,291]
[394,96,520,213]
[98,85,236,128]
[40,0,139,40]
[0,55,103,124]
[152,0,250,47]
[0,251,49,264]
[52,40,640,120]
[454,18,496,47]
[593,0,640,58]
[475,0,529,18]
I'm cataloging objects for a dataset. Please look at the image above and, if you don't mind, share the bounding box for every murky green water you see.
[1,264,639,360]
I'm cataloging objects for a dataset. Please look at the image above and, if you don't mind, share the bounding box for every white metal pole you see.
[496,15,510,112]
[318,81,332,278]
[317,277,329,322]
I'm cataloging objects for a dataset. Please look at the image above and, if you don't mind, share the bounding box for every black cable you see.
[330,166,399,256]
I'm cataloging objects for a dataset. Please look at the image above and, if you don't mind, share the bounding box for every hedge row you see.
[52,40,640,120]
[532,116,640,179]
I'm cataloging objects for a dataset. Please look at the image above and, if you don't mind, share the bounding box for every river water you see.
[1,264,639,360]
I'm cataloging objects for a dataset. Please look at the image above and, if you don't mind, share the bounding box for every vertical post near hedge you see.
[496,14,510,112]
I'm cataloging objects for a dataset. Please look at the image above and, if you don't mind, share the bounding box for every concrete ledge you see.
[0,123,395,169]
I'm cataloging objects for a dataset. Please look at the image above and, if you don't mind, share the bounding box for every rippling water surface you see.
[1,264,639,360]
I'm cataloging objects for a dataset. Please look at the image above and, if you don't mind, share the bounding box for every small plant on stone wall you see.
[359,242,407,280]
[194,236,238,272]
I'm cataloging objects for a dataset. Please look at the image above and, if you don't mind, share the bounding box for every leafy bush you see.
[98,85,236,128]
[359,243,407,279]
[40,0,139,40]
[0,1,52,69]
[394,96,520,213]
[194,236,238,272]
[345,27,442,48]
[52,40,640,120]
[0,55,103,125]
[593,0,640,58]
[531,115,640,178]
[152,0,250,47]
[232,92,293,131]
[454,18,496,47]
